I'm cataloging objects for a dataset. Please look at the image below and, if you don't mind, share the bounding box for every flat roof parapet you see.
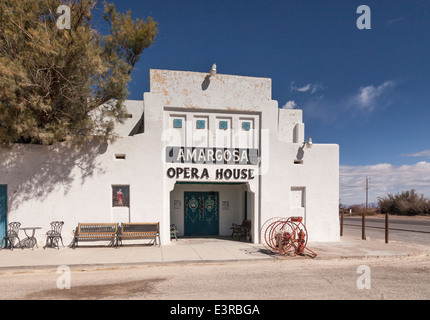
[149,69,272,111]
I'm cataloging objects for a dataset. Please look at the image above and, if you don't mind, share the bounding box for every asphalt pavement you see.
[0,234,427,271]
[342,216,430,233]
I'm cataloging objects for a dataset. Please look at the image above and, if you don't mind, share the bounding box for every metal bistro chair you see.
[43,221,64,249]
[1,222,22,250]
[170,224,178,241]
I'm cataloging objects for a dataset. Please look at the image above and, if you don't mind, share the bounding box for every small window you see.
[173,119,183,128]
[115,154,126,160]
[219,121,228,130]
[242,121,251,131]
[294,160,303,165]
[196,120,206,129]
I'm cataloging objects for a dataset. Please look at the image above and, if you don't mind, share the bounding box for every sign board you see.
[166,146,259,165]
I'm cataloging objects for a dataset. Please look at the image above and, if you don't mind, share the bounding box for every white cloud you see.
[350,80,395,112]
[401,150,430,159]
[386,17,404,26]
[310,83,324,94]
[290,82,324,94]
[297,84,311,92]
[340,161,430,205]
[281,100,297,109]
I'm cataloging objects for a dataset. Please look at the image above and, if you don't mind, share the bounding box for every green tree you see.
[0,0,157,145]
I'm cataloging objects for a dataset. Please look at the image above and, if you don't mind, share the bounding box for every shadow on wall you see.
[201,75,210,91]
[0,140,108,212]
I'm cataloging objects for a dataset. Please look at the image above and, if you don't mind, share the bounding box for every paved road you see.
[341,216,430,245]
[0,251,429,301]
[342,216,430,232]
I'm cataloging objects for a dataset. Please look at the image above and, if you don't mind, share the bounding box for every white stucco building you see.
[0,68,340,246]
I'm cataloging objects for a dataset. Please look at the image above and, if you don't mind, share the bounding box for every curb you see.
[0,238,426,272]
[0,256,279,272]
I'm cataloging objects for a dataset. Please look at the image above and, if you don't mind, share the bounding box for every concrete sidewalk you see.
[0,235,426,271]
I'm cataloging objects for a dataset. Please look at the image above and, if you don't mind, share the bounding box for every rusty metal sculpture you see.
[260,217,317,258]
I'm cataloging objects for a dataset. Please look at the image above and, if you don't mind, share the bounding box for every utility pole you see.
[366,176,369,212]
[362,176,370,240]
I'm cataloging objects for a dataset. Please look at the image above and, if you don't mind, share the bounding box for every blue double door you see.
[0,185,7,243]
[184,192,219,236]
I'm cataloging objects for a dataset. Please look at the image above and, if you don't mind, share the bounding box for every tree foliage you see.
[0,0,157,145]
[378,189,430,216]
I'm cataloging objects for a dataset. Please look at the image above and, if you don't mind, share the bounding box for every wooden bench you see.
[117,223,160,247]
[231,219,251,241]
[71,223,119,249]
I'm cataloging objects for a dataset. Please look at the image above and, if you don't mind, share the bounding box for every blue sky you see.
[93,0,430,205]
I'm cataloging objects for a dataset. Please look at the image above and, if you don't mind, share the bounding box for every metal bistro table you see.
[20,227,42,249]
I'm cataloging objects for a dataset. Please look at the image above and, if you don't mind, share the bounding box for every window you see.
[173,119,183,128]
[219,120,228,130]
[196,120,206,129]
[242,121,251,131]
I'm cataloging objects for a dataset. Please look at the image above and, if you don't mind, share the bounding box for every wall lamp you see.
[303,137,312,148]
[209,63,216,77]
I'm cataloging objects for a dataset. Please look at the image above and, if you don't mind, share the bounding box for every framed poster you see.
[222,201,229,210]
[174,200,181,209]
[112,185,130,207]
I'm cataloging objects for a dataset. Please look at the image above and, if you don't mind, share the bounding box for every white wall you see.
[260,139,340,242]
[0,69,339,247]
